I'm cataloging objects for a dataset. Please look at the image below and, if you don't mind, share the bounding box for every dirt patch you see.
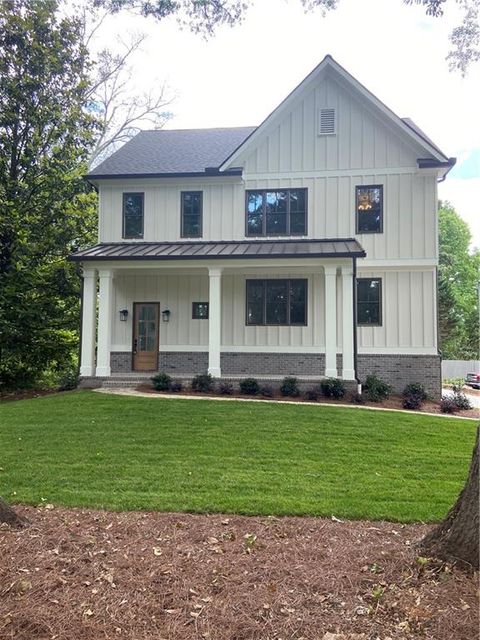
[0,507,477,640]
[0,389,60,403]
[138,384,479,419]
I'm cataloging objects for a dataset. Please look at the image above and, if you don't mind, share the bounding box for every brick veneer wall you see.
[109,351,441,398]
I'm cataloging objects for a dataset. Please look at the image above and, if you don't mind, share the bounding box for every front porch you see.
[72,239,366,383]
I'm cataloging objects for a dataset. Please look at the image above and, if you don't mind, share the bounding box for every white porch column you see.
[324,265,338,378]
[341,265,356,380]
[80,268,97,377]
[96,269,113,377]
[208,267,222,377]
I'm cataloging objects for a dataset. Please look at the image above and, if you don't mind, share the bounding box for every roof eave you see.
[85,168,243,181]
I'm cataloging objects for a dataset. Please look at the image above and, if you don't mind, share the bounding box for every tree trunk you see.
[0,498,28,528]
[419,426,479,569]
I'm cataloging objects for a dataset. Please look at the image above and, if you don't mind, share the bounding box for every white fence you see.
[442,360,480,380]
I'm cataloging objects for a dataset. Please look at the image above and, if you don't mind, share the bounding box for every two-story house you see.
[72,55,455,398]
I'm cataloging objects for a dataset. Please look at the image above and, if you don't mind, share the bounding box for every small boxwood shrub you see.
[364,374,391,402]
[170,380,183,393]
[260,384,274,398]
[402,383,427,410]
[218,381,234,395]
[452,391,472,411]
[280,376,300,397]
[191,373,215,393]
[152,373,172,391]
[320,377,346,399]
[440,396,458,414]
[305,387,320,402]
[240,377,260,395]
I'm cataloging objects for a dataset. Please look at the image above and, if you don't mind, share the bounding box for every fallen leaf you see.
[153,547,162,556]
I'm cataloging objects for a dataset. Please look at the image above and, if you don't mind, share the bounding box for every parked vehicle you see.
[465,372,480,389]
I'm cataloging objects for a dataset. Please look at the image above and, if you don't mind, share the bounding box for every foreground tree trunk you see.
[0,498,28,528]
[419,426,479,569]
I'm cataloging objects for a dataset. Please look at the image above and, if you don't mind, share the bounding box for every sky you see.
[92,0,480,249]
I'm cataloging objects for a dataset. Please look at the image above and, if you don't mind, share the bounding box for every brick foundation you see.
[109,351,441,398]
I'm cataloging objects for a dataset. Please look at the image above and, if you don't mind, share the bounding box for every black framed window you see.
[246,189,307,236]
[356,185,383,233]
[181,191,202,237]
[357,278,382,326]
[246,279,307,326]
[192,302,209,319]
[122,193,144,239]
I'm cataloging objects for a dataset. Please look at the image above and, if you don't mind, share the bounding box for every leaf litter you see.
[0,506,477,639]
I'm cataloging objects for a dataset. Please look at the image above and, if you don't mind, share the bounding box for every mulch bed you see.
[0,507,477,639]
[138,385,479,419]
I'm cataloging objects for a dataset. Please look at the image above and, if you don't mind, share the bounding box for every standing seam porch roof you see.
[69,239,366,262]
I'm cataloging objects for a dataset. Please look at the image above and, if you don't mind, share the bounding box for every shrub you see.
[350,392,365,405]
[58,367,79,391]
[440,396,458,414]
[260,385,274,398]
[239,378,260,395]
[402,383,427,410]
[364,375,391,402]
[320,377,346,399]
[170,380,183,393]
[452,391,472,411]
[280,376,300,397]
[152,373,172,391]
[191,373,215,393]
[218,381,234,395]
[305,387,320,402]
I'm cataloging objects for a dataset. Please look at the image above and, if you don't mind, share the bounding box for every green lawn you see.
[0,391,476,522]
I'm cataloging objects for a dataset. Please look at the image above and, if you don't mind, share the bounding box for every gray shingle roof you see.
[88,127,256,178]
[70,238,366,261]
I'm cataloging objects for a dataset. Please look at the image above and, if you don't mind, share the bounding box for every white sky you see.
[94,0,480,248]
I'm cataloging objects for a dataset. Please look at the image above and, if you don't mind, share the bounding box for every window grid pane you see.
[356,185,383,233]
[246,189,307,237]
[357,278,382,325]
[181,192,202,237]
[246,279,307,326]
[123,193,144,239]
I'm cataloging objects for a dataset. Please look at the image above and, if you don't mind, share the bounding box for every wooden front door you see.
[133,303,159,371]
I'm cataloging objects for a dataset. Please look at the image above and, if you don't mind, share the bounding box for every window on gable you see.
[357,278,382,326]
[246,279,307,326]
[246,189,307,237]
[122,193,144,239]
[356,185,383,234]
[181,191,202,238]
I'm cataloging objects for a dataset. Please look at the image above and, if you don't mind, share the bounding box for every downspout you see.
[78,269,84,380]
[352,256,361,393]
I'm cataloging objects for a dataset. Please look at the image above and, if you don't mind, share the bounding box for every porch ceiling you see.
[69,238,366,262]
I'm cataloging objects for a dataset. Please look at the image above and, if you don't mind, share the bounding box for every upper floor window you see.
[123,193,144,239]
[246,189,307,237]
[246,279,307,326]
[181,191,202,238]
[356,185,383,234]
[357,278,382,326]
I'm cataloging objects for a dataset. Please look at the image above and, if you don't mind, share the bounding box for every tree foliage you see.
[95,0,480,71]
[0,0,98,389]
[438,202,480,359]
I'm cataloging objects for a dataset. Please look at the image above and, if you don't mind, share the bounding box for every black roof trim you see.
[87,169,243,180]
[417,157,456,169]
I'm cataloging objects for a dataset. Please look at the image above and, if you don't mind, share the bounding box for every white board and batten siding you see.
[110,270,437,355]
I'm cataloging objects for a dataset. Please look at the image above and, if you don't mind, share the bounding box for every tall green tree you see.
[0,0,98,389]
[438,202,479,359]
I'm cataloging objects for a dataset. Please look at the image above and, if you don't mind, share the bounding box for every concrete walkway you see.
[94,387,479,420]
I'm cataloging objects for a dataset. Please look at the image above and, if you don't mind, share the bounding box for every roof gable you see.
[220,55,450,171]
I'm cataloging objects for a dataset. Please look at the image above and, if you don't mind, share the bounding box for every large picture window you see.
[356,185,383,234]
[181,191,203,238]
[246,279,307,326]
[246,189,307,236]
[122,193,144,239]
[357,278,382,326]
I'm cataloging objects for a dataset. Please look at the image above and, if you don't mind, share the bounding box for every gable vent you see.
[318,108,336,135]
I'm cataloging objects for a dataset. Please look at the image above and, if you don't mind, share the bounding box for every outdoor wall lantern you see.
[162,309,171,323]
[119,309,129,322]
